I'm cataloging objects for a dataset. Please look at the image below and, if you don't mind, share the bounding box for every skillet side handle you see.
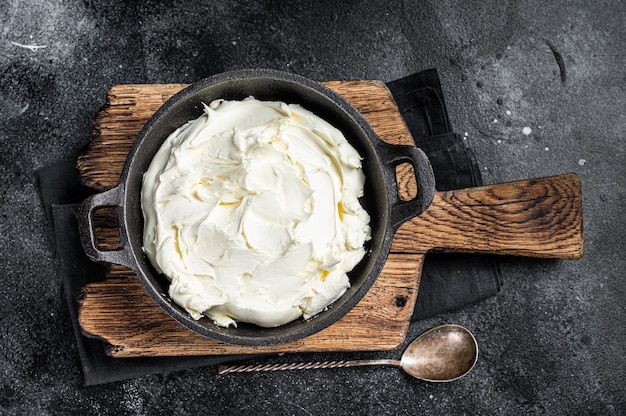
[394,173,585,259]
[377,142,435,230]
[78,186,136,269]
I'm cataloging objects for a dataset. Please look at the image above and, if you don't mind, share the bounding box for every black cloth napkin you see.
[38,69,500,386]
[39,164,258,387]
[386,69,502,320]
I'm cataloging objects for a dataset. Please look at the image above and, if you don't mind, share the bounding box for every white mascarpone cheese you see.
[141,97,371,328]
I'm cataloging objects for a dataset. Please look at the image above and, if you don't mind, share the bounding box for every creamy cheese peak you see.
[141,97,371,328]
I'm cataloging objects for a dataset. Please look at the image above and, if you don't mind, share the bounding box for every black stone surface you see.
[1,1,625,414]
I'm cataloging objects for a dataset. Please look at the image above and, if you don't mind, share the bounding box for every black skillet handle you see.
[377,142,435,230]
[78,185,136,269]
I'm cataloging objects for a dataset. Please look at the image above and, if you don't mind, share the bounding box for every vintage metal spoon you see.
[218,324,478,382]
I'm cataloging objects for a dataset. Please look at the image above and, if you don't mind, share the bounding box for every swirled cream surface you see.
[141,97,371,328]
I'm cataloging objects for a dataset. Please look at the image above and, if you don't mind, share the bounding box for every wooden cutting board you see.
[76,81,583,358]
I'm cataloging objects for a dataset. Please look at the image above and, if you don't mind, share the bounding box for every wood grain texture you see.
[79,254,424,357]
[394,174,584,259]
[77,82,583,357]
[77,81,414,191]
[77,84,188,191]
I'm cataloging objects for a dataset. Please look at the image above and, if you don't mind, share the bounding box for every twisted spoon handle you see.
[218,359,401,375]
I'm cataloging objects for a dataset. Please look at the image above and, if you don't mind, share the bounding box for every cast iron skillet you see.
[79,69,435,346]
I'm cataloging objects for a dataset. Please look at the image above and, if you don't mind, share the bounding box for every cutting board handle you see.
[394,173,584,259]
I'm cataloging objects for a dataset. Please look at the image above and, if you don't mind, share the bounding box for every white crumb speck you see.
[497,139,502,144]
[578,159,586,166]
[506,110,511,116]
[545,147,550,151]
[522,127,532,135]
[493,118,498,123]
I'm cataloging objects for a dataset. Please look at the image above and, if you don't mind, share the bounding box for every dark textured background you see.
[1,0,625,414]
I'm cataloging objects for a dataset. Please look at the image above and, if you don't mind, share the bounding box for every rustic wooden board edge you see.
[76,80,415,191]
[78,253,425,358]
[394,173,584,259]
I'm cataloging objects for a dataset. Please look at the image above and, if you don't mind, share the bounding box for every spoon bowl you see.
[218,324,478,382]
[401,324,478,382]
